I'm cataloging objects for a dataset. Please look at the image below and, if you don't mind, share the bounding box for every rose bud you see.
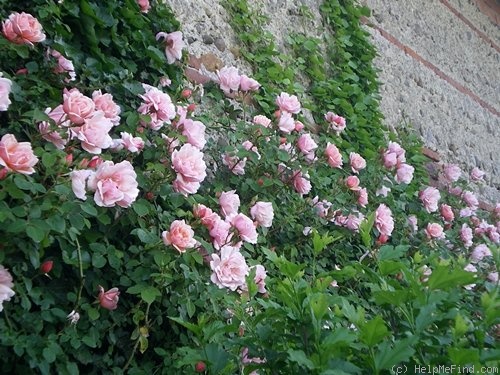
[65,153,73,166]
[181,89,192,99]
[40,260,53,274]
[16,68,28,75]
[98,286,120,310]
[187,103,196,112]
[195,361,206,373]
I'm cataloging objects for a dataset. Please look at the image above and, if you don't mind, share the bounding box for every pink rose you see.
[2,12,46,46]
[87,160,139,207]
[172,143,207,183]
[357,187,368,207]
[376,185,391,197]
[0,72,13,111]
[425,223,445,240]
[253,115,271,127]
[231,213,258,244]
[138,85,176,130]
[345,175,361,191]
[217,66,241,94]
[98,286,120,310]
[156,31,184,64]
[194,204,219,230]
[137,0,150,13]
[92,90,121,126]
[239,75,260,92]
[443,164,461,183]
[470,244,491,263]
[419,187,441,213]
[120,132,144,153]
[408,215,418,232]
[242,140,261,159]
[375,204,394,237]
[470,167,485,182]
[76,111,114,154]
[38,105,70,149]
[278,111,295,133]
[395,163,414,184]
[250,265,267,293]
[297,133,318,157]
[182,119,206,149]
[324,112,346,135]
[250,201,274,228]
[222,153,246,175]
[219,190,241,219]
[210,244,249,291]
[349,152,366,174]
[50,49,76,82]
[162,220,197,253]
[324,142,343,168]
[383,142,406,169]
[440,204,455,222]
[462,191,479,209]
[345,212,365,232]
[293,171,311,196]
[487,272,498,283]
[172,174,201,196]
[382,152,397,169]
[0,265,15,312]
[276,92,301,114]
[63,88,95,125]
[0,134,38,175]
[209,218,232,248]
[294,120,305,132]
[70,169,93,200]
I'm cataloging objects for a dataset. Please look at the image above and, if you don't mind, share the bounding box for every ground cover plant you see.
[0,0,498,374]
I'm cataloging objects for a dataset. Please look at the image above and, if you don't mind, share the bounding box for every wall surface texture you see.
[166,0,500,204]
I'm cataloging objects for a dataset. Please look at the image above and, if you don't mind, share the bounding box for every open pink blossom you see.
[345,212,365,232]
[219,190,240,219]
[325,142,343,168]
[408,215,418,232]
[349,152,366,174]
[470,167,485,182]
[210,244,249,291]
[395,163,414,184]
[217,66,240,94]
[253,115,271,127]
[76,111,114,154]
[425,223,445,240]
[239,75,260,92]
[63,88,95,125]
[182,119,206,149]
[278,111,295,133]
[345,175,361,191]
[419,186,441,213]
[120,132,144,153]
[0,134,38,175]
[242,140,261,159]
[250,202,274,228]
[460,224,473,248]
[137,0,150,12]
[249,265,267,293]
[443,164,461,183]
[87,160,139,208]
[231,213,258,244]
[0,73,12,111]
[440,204,455,222]
[222,153,246,175]
[156,31,184,64]
[172,174,201,196]
[462,191,479,209]
[70,169,93,201]
[2,12,46,46]
[0,265,15,312]
[162,220,197,253]
[98,286,120,311]
[470,244,491,263]
[172,143,207,183]
[138,84,176,130]
[375,204,394,237]
[276,92,301,114]
[92,90,121,126]
[324,112,346,135]
[357,187,368,207]
[194,204,219,230]
[297,133,318,158]
[209,218,232,248]
[50,49,76,82]
[293,171,311,196]
[383,142,406,169]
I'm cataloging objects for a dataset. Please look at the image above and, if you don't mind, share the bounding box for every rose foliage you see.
[0,0,498,374]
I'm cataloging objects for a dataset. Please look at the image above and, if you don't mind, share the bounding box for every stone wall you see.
[165,0,500,204]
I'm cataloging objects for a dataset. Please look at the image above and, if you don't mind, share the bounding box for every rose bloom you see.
[357,187,368,207]
[443,163,461,183]
[62,88,95,125]
[219,190,241,219]
[231,213,258,244]
[349,152,366,174]
[345,212,365,232]
[253,115,271,127]
[325,142,343,168]
[249,265,267,293]
[278,111,295,133]
[217,66,240,94]
[419,186,441,213]
[375,204,394,237]
[395,163,414,184]
[425,223,445,240]
[98,286,120,311]
[0,134,38,175]
[76,111,114,154]
[222,153,246,175]
[0,265,15,312]
[92,90,121,126]
[470,167,485,182]
[172,174,201,196]
[70,169,93,200]
[276,92,301,114]
[0,72,13,111]
[440,204,455,222]
[324,112,346,135]
[156,30,184,64]
[297,133,318,156]
[239,75,260,92]
[383,142,406,169]
[460,224,473,248]
[194,204,219,230]
[242,140,261,160]
[250,201,274,228]
[209,218,232,248]
[345,175,361,191]
[182,119,206,149]
[162,220,197,253]
[408,215,418,232]
[120,132,144,153]
[293,171,311,196]
[138,85,176,130]
[137,0,150,13]
[376,185,391,197]
[462,191,479,209]
[487,272,498,284]
[470,244,492,263]
[2,12,46,45]
[294,120,305,132]
[87,160,139,208]
[50,49,76,82]
[210,244,249,291]
[172,143,207,183]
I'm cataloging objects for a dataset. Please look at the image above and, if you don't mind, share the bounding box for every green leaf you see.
[309,293,329,321]
[92,253,106,268]
[427,265,477,290]
[168,316,202,336]
[374,337,416,370]
[80,201,98,216]
[372,290,410,306]
[134,228,159,244]
[287,349,315,370]
[141,286,161,304]
[359,211,375,247]
[132,199,150,217]
[26,224,46,243]
[360,315,389,346]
